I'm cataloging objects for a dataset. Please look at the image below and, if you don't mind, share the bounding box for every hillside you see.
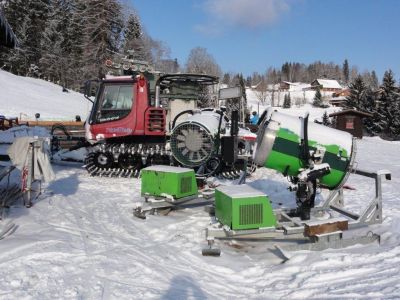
[0,70,91,121]
[246,87,340,121]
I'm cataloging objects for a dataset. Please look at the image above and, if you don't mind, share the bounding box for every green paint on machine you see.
[263,128,351,189]
[215,185,276,230]
[141,166,198,199]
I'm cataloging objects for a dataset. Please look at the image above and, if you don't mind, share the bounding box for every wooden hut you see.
[329,109,373,138]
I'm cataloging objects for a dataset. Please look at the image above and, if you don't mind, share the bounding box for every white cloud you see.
[197,0,290,33]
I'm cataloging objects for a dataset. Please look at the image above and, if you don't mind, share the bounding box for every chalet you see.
[332,88,351,98]
[329,89,350,107]
[310,79,342,92]
[280,81,294,90]
[280,81,311,92]
[329,96,346,107]
[329,109,373,138]
[0,9,18,48]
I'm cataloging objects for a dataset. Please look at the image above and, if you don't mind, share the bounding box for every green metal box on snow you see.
[141,165,198,199]
[215,185,276,230]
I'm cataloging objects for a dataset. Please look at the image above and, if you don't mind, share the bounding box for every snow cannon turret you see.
[253,109,355,219]
[170,109,226,169]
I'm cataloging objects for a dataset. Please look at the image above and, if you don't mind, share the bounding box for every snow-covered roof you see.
[0,9,18,48]
[281,81,296,85]
[313,79,342,89]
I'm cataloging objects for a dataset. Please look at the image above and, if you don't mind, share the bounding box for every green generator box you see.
[141,165,198,199]
[215,185,276,230]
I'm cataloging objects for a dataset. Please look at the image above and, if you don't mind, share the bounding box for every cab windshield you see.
[95,84,134,123]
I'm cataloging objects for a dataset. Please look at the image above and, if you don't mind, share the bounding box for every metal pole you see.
[25,142,34,207]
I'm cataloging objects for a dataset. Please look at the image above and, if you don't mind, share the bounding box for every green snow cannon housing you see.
[253,109,355,189]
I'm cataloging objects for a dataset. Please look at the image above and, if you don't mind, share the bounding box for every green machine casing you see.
[141,165,198,199]
[215,185,276,230]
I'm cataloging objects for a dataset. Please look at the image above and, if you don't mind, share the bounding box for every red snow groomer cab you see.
[86,74,166,144]
[83,73,170,177]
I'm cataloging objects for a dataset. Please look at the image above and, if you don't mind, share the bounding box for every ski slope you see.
[0,71,400,298]
[0,70,91,121]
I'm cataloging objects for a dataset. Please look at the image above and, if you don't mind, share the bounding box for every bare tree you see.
[254,78,269,104]
[185,47,221,77]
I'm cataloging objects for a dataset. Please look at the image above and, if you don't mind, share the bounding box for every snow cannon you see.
[253,109,355,219]
[170,110,226,169]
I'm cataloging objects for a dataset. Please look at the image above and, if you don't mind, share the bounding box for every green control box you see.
[141,165,198,199]
[215,185,276,230]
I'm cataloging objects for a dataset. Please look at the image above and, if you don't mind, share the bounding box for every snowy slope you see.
[0,70,91,121]
[0,137,399,299]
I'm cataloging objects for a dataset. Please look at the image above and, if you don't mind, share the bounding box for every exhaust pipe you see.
[155,85,160,108]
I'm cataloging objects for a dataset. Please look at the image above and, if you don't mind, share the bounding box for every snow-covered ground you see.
[0,70,90,121]
[1,70,399,298]
[0,137,399,299]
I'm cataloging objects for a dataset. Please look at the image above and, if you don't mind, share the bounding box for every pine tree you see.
[123,12,146,59]
[40,0,73,86]
[345,75,365,110]
[2,0,30,74]
[361,87,378,135]
[25,0,50,76]
[376,70,400,138]
[283,93,291,108]
[370,70,379,90]
[322,111,331,126]
[343,59,349,84]
[222,73,231,85]
[313,87,323,107]
[66,0,88,88]
[82,0,124,79]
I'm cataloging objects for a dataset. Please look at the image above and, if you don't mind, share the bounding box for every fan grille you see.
[171,122,214,167]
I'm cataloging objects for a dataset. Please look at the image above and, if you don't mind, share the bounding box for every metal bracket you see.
[319,169,390,228]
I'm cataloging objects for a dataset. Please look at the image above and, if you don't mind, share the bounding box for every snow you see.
[0,70,91,121]
[217,184,267,197]
[143,165,194,173]
[313,79,342,90]
[0,125,49,144]
[0,136,399,298]
[268,110,354,155]
[1,71,400,298]
[246,87,340,122]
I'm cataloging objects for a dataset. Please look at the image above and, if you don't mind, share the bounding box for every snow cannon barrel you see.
[170,110,225,167]
[253,109,354,189]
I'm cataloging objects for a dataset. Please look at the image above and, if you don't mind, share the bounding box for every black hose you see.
[171,110,194,130]
[51,123,70,138]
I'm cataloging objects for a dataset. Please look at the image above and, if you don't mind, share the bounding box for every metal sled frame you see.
[134,189,215,219]
[203,168,391,257]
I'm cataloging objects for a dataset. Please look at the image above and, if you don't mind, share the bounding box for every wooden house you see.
[311,79,342,92]
[332,88,351,98]
[329,109,373,138]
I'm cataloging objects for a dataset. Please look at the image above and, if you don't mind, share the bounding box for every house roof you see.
[312,79,342,89]
[0,9,18,48]
[329,109,373,118]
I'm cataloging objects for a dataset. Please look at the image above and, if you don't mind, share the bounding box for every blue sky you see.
[133,0,400,80]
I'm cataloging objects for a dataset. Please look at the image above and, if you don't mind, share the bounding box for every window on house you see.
[345,116,355,129]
